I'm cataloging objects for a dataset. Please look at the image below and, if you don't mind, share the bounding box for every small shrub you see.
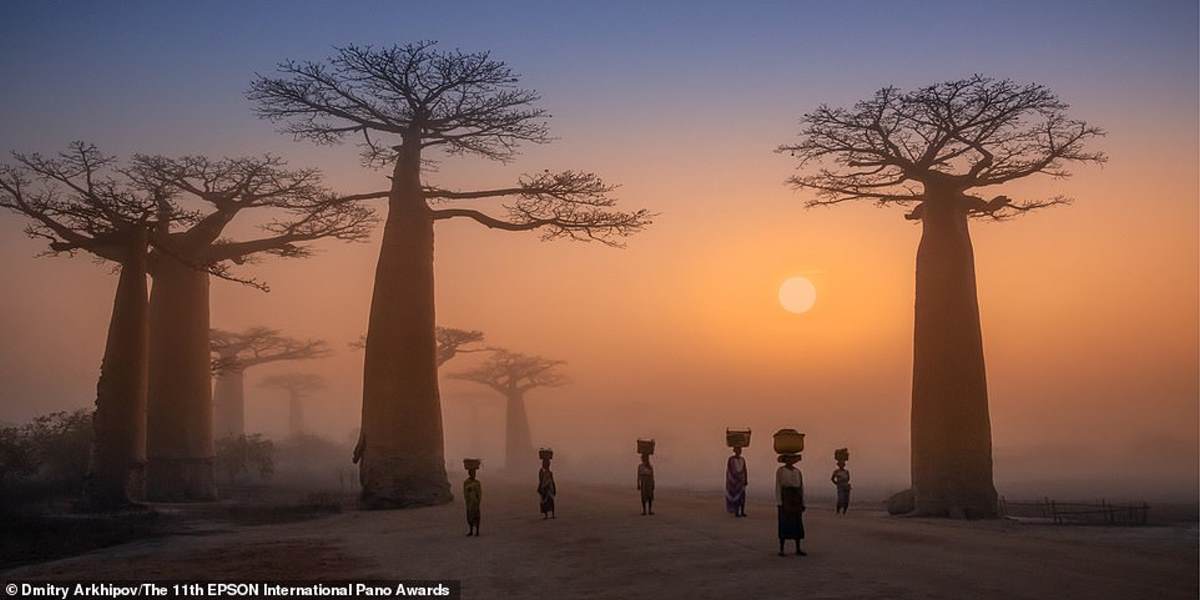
[215,434,276,485]
[0,409,93,509]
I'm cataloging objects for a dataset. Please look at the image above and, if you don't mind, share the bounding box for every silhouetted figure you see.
[726,446,748,517]
[637,454,655,515]
[832,452,851,515]
[776,454,806,556]
[538,452,557,519]
[463,460,482,536]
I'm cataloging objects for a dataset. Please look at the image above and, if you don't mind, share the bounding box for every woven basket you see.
[726,428,752,448]
[772,429,805,454]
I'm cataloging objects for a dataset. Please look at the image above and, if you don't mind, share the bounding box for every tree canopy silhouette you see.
[350,326,487,368]
[0,143,176,508]
[779,76,1105,517]
[450,349,567,471]
[212,327,332,373]
[211,327,332,438]
[130,154,374,501]
[779,75,1105,219]
[250,41,650,507]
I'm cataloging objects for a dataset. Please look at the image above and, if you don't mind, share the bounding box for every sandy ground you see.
[3,482,1196,600]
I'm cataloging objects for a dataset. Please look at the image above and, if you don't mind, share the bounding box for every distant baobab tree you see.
[350,326,486,467]
[350,326,487,367]
[450,350,567,472]
[211,327,331,438]
[0,143,175,508]
[257,373,326,438]
[778,76,1105,517]
[129,154,375,501]
[249,41,651,507]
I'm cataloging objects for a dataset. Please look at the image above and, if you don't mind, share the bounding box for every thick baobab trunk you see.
[86,229,149,509]
[910,192,998,518]
[212,366,246,439]
[504,391,534,473]
[358,140,451,508]
[287,393,304,437]
[146,257,216,501]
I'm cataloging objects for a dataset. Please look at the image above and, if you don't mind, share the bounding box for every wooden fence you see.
[999,497,1150,525]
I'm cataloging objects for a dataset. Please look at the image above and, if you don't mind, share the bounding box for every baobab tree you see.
[450,350,567,472]
[350,326,487,367]
[249,42,651,507]
[128,155,375,501]
[211,327,331,438]
[778,76,1105,517]
[0,143,174,508]
[257,373,326,438]
[348,326,487,465]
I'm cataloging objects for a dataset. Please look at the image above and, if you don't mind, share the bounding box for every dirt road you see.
[4,482,1197,599]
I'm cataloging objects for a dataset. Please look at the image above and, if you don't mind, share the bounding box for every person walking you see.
[831,454,851,515]
[637,453,655,515]
[776,453,806,556]
[463,459,482,536]
[726,446,748,517]
[538,450,557,519]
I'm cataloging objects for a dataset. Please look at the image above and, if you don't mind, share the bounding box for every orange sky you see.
[3,105,1195,499]
[0,2,1196,502]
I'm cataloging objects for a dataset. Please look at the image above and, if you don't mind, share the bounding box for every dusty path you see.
[4,482,1196,599]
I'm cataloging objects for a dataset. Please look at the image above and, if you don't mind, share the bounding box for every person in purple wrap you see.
[725,446,748,517]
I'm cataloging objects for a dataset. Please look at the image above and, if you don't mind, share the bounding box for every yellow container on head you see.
[773,429,805,454]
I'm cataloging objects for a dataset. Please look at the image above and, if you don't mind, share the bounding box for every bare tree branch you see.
[449,349,567,395]
[211,327,332,373]
[258,373,326,396]
[0,143,175,263]
[350,326,487,367]
[250,42,650,249]
[778,75,1105,219]
[249,42,551,165]
[425,170,651,246]
[125,154,377,287]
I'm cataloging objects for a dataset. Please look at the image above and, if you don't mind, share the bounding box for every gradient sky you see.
[1,1,1197,500]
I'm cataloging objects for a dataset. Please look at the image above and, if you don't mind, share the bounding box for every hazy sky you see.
[1,1,1197,500]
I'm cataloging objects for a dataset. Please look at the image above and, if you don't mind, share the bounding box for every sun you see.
[779,276,817,314]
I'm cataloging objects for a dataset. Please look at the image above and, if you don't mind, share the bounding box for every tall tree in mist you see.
[258,373,326,437]
[129,155,375,501]
[0,143,171,508]
[351,326,488,367]
[349,326,487,466]
[250,42,651,507]
[778,76,1105,517]
[211,327,331,438]
[450,350,566,472]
